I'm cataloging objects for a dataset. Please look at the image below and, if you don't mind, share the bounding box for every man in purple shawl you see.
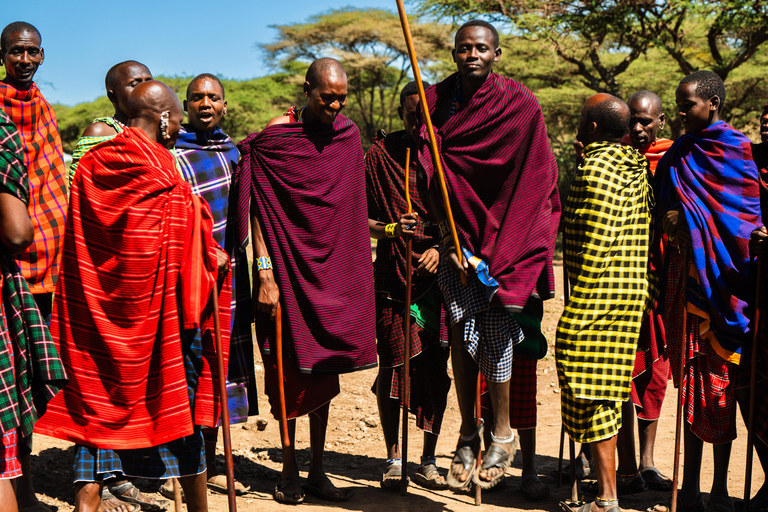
[658,70,761,512]
[415,20,560,490]
[234,58,376,505]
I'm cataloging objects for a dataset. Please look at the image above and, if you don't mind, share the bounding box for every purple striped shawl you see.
[416,73,561,311]
[234,114,377,374]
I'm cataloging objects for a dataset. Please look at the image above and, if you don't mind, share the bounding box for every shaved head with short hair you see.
[128,81,183,148]
[578,93,630,146]
[0,21,40,51]
[105,60,150,90]
[305,58,346,90]
[187,73,225,100]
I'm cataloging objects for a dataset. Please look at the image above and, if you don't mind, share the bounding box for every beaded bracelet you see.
[384,223,398,238]
[257,256,272,271]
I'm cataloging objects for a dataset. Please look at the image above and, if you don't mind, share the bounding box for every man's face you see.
[675,82,716,134]
[628,97,665,149]
[185,78,227,132]
[111,64,153,118]
[760,101,768,144]
[399,94,421,139]
[304,72,347,125]
[1,30,44,90]
[452,26,500,82]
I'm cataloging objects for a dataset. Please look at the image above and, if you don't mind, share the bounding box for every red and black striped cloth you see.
[35,127,230,449]
[234,114,376,375]
[416,73,560,311]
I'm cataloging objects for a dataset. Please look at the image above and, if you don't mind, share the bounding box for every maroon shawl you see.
[234,115,377,374]
[417,73,560,310]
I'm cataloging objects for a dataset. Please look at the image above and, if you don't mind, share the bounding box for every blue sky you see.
[2,0,393,105]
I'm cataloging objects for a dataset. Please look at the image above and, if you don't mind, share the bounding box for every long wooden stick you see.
[395,0,465,284]
[401,148,413,495]
[172,478,183,512]
[475,372,482,506]
[557,426,565,487]
[744,255,762,507]
[671,247,689,512]
[212,285,237,512]
[562,265,579,502]
[275,304,290,448]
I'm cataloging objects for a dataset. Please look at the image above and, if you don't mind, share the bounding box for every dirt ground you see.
[29,260,764,512]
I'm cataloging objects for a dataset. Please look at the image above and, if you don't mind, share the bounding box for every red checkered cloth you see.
[0,82,68,294]
[665,248,739,444]
[630,355,670,421]
[0,429,20,479]
[480,355,538,429]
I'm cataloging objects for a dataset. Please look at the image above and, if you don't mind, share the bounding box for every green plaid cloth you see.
[0,110,66,438]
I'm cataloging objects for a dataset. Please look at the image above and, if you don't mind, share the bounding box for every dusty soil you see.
[29,261,764,512]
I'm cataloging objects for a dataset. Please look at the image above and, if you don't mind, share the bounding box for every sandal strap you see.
[480,443,512,471]
[419,456,437,467]
[386,458,402,467]
[459,419,484,442]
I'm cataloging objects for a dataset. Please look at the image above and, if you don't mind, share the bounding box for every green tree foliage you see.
[262,7,452,144]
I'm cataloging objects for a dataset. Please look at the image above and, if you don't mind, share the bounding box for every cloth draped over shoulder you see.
[556,142,655,401]
[34,127,231,449]
[0,82,68,294]
[621,136,674,174]
[415,73,560,311]
[0,110,66,438]
[657,121,761,364]
[68,117,125,185]
[234,114,377,374]
[365,130,439,302]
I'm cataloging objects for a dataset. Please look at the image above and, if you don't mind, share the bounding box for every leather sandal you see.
[446,422,483,491]
[472,432,517,490]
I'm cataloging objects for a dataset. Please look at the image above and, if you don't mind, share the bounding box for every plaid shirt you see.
[0,110,66,436]
[0,82,68,294]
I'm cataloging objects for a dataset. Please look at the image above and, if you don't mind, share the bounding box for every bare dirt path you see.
[30,261,764,512]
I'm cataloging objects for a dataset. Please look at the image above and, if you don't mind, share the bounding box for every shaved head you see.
[105,60,150,90]
[628,90,663,116]
[627,90,665,148]
[305,58,346,91]
[128,81,183,148]
[187,73,225,100]
[578,93,630,146]
[1,21,40,51]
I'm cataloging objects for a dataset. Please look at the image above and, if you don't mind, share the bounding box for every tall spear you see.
[275,304,290,448]
[671,247,689,512]
[401,148,414,495]
[212,285,237,512]
[744,255,762,508]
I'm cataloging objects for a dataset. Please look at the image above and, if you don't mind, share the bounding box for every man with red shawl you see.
[235,58,376,505]
[34,81,231,512]
[415,20,560,491]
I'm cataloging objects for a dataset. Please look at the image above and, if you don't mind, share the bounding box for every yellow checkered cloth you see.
[556,142,656,441]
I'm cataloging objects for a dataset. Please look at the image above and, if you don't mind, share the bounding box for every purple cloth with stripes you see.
[417,73,560,311]
[234,115,377,374]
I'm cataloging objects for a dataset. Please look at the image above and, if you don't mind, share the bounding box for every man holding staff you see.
[235,57,376,505]
[414,20,560,491]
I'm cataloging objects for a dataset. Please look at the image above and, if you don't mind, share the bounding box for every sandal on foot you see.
[707,495,735,512]
[413,458,448,490]
[584,472,646,496]
[446,422,483,491]
[381,459,407,491]
[472,433,517,490]
[158,481,183,503]
[552,457,592,482]
[562,498,621,512]
[100,489,136,512]
[521,474,550,501]
[207,474,248,495]
[641,467,673,492]
[109,482,168,511]
[274,478,305,505]
[303,475,354,502]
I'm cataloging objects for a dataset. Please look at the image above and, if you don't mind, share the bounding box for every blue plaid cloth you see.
[174,125,257,419]
[438,245,522,382]
[72,322,206,482]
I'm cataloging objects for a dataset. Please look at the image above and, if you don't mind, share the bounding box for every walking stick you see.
[395,0,465,285]
[275,304,290,448]
[561,265,580,503]
[557,426,565,487]
[172,478,183,512]
[744,254,762,507]
[401,148,414,495]
[671,246,689,512]
[475,372,482,506]
[212,285,237,512]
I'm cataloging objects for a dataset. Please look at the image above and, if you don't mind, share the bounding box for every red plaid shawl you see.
[0,82,68,294]
[416,73,560,310]
[35,127,231,449]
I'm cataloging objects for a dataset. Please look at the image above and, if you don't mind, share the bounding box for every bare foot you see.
[98,497,134,512]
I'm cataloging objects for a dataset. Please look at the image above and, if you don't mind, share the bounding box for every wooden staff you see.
[671,247,689,512]
[172,478,183,512]
[557,426,565,487]
[401,148,414,495]
[744,254,762,508]
[475,372,482,506]
[562,265,579,503]
[212,285,237,512]
[275,304,290,448]
[395,0,465,284]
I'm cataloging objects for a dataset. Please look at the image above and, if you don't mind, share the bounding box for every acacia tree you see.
[262,7,452,144]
